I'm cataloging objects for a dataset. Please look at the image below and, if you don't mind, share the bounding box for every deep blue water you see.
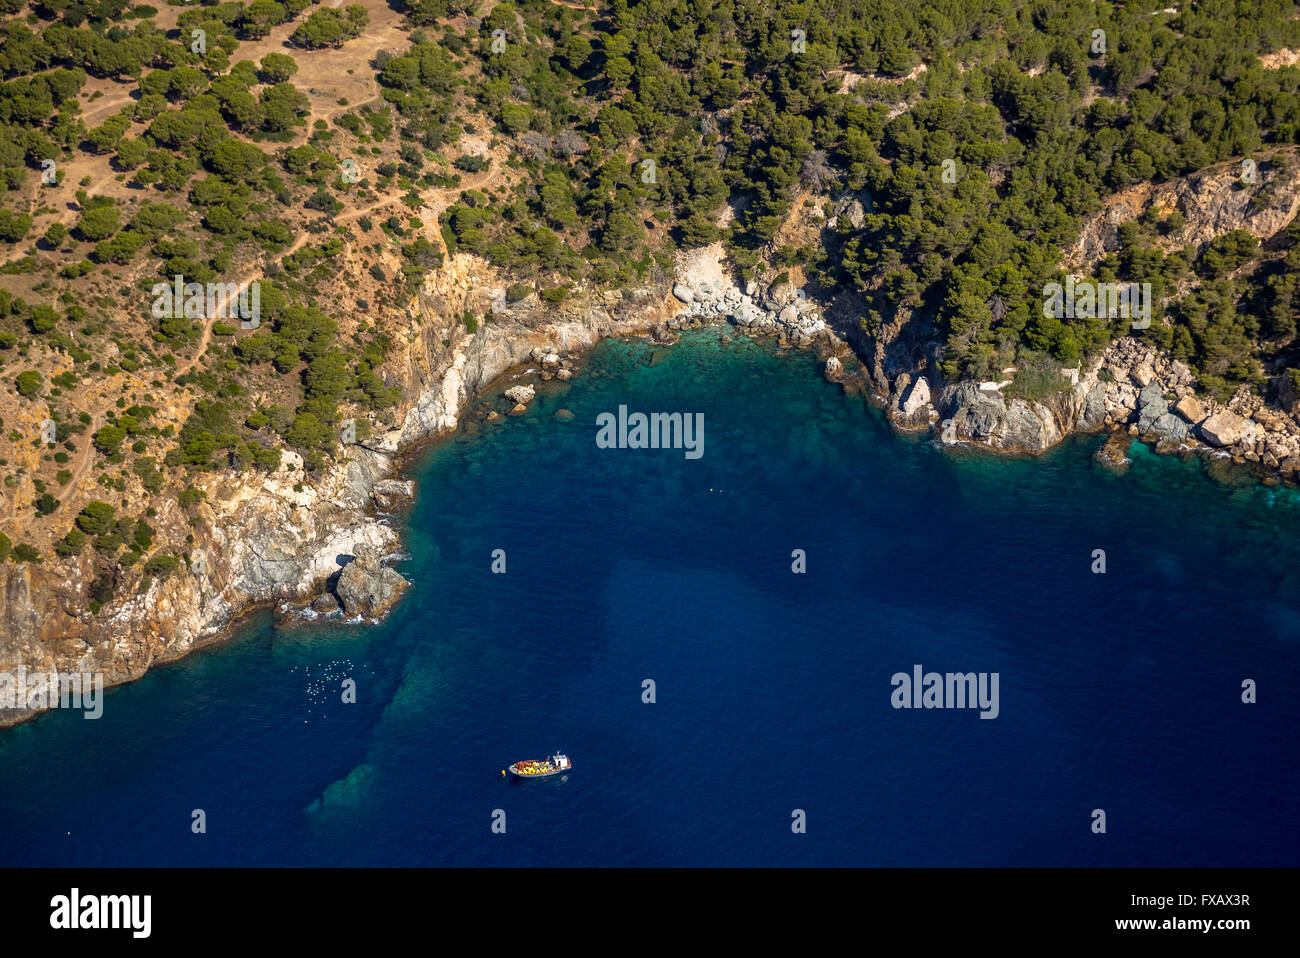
[2,328,1297,866]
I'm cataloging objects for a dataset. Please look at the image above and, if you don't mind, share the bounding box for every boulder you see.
[948,381,1006,438]
[1173,394,1205,423]
[1079,382,1107,430]
[336,544,408,618]
[1200,410,1250,447]
[832,195,868,230]
[900,376,931,416]
[672,284,694,303]
[1137,386,1169,434]
[1132,363,1155,387]
[824,356,843,381]
[504,384,535,405]
[1149,413,1189,441]
[1108,382,1138,414]
[372,479,414,509]
[373,479,414,499]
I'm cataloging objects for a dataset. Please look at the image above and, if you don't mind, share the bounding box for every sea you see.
[2,327,1297,866]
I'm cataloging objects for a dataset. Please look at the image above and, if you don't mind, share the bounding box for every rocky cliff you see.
[0,251,678,727]
[1066,149,1300,269]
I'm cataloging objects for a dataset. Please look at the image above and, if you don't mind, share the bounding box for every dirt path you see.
[172,186,417,376]
[173,147,513,375]
[65,409,102,497]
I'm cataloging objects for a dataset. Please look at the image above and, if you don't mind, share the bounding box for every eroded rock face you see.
[992,399,1061,451]
[945,382,1006,439]
[1079,382,1108,430]
[372,479,415,510]
[1068,155,1300,268]
[900,375,931,416]
[1,248,677,727]
[335,544,407,619]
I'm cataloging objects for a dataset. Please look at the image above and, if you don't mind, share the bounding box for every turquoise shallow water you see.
[1,327,1297,865]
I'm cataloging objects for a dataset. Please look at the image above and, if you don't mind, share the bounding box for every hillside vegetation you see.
[2,0,1300,598]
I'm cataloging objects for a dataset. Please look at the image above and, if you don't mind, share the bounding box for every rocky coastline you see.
[5,241,1300,727]
[882,336,1300,481]
[0,253,677,727]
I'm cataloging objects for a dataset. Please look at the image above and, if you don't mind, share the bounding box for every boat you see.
[506,751,572,779]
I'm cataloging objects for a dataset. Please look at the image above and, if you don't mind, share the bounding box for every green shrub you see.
[15,370,43,397]
[1005,353,1070,402]
[75,501,116,536]
[144,554,180,578]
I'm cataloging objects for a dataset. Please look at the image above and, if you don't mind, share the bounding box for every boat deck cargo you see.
[507,752,572,779]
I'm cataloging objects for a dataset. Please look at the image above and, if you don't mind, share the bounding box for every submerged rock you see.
[1095,434,1132,474]
[504,384,535,405]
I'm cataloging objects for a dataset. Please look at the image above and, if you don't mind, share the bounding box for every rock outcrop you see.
[1067,150,1300,268]
[666,243,830,345]
[335,543,407,618]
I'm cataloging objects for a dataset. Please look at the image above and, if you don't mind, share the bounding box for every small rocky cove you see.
[6,236,1300,726]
